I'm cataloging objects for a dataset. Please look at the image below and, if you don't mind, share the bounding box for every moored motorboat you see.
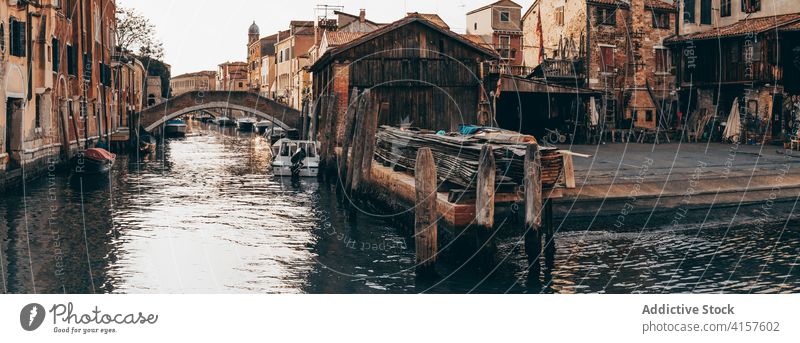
[255,120,272,134]
[271,139,320,177]
[72,148,116,175]
[267,127,286,144]
[164,119,188,138]
[215,116,235,126]
[237,117,257,132]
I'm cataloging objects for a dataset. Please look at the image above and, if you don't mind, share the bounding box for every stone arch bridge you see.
[139,91,303,133]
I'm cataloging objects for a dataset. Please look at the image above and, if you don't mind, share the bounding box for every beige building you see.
[217,61,249,92]
[170,71,217,96]
[246,21,278,95]
[275,21,315,110]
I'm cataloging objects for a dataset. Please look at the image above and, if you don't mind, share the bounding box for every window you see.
[742,0,761,13]
[64,0,74,19]
[652,12,670,29]
[67,44,77,76]
[683,0,695,23]
[9,17,26,57]
[600,46,614,73]
[700,0,711,24]
[655,48,670,73]
[0,23,4,53]
[499,11,510,22]
[720,0,732,17]
[52,38,61,72]
[474,23,477,30]
[498,35,511,59]
[646,110,654,122]
[35,95,42,129]
[556,7,565,26]
[596,7,616,26]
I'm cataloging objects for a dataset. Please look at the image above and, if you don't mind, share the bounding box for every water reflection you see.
[1,124,798,293]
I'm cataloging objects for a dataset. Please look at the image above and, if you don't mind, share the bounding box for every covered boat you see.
[237,117,257,132]
[164,119,188,138]
[72,148,116,175]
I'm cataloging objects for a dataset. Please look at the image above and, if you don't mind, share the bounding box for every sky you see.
[119,0,533,76]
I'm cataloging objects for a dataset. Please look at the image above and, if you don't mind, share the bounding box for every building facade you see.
[275,21,315,110]
[668,0,800,142]
[466,0,524,66]
[217,61,248,92]
[170,70,217,96]
[521,0,678,131]
[246,21,278,95]
[1,0,139,188]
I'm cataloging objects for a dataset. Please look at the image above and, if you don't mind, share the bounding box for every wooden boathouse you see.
[309,13,500,149]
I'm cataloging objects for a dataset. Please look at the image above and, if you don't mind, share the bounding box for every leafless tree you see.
[115,6,164,60]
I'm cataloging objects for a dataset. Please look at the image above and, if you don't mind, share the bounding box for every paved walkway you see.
[560,143,800,185]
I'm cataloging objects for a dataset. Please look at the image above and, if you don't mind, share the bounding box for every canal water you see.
[1,123,798,294]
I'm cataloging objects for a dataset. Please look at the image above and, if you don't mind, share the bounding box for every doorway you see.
[5,98,22,170]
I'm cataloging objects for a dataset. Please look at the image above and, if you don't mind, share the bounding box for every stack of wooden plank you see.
[374,126,564,189]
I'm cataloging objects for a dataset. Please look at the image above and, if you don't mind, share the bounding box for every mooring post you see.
[359,99,383,187]
[349,90,371,194]
[339,88,360,187]
[324,94,338,180]
[415,147,438,276]
[524,143,543,286]
[476,144,496,229]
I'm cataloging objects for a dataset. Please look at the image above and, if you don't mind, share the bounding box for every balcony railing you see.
[539,59,585,80]
[483,63,534,77]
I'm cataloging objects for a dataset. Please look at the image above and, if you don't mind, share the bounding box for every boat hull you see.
[272,165,319,178]
[237,122,256,132]
[164,125,187,138]
[71,156,114,175]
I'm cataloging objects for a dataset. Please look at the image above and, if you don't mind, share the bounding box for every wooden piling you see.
[415,147,438,275]
[359,99,383,186]
[349,90,371,193]
[524,143,543,286]
[476,145,495,230]
[339,88,360,183]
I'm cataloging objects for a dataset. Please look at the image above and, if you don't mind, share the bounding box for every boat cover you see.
[85,148,116,162]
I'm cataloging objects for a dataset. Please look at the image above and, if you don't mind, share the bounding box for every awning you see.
[666,13,800,44]
[498,75,599,95]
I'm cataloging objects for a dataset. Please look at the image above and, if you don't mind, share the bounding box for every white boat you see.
[237,117,257,131]
[271,139,320,177]
[215,116,236,126]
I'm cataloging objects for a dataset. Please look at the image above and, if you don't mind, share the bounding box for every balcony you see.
[483,63,534,77]
[537,59,585,81]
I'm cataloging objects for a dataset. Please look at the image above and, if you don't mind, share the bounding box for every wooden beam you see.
[476,145,495,230]
[415,147,438,275]
[562,153,576,189]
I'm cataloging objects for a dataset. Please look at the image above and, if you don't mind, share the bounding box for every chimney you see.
[359,9,366,23]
